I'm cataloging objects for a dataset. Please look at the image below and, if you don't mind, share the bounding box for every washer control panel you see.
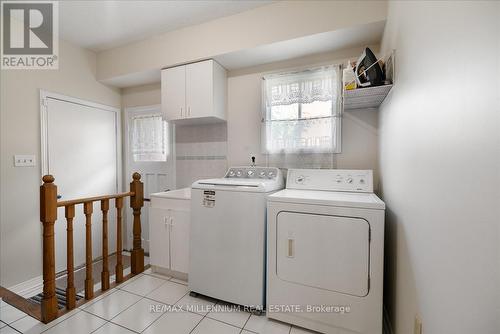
[287,169,373,193]
[225,167,281,180]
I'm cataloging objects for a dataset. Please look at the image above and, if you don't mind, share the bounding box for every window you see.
[131,114,168,162]
[262,65,341,154]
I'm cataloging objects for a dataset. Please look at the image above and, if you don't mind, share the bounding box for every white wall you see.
[0,40,121,287]
[379,2,500,333]
[97,0,387,82]
[227,47,380,187]
[122,84,228,189]
[121,47,381,189]
[121,83,161,108]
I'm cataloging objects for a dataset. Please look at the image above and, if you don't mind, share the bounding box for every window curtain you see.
[131,114,168,162]
[261,65,342,168]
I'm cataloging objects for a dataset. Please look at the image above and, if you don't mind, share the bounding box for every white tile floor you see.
[0,270,318,334]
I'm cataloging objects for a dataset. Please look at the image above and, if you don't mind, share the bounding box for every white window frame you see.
[261,64,343,155]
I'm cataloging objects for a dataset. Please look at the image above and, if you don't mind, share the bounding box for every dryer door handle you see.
[287,238,294,258]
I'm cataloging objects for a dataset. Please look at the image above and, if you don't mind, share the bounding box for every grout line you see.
[130,291,201,334]
[38,308,83,334]
[240,312,252,334]
[107,319,142,334]
[141,290,189,308]
[187,312,207,334]
[2,324,21,333]
[6,314,27,326]
[202,300,249,331]
[80,291,145,327]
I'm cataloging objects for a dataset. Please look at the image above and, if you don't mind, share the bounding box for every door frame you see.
[39,90,122,192]
[123,104,177,192]
[124,104,176,250]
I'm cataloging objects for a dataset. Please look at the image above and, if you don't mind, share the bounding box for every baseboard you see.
[8,275,43,298]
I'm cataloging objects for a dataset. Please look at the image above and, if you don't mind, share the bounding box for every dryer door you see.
[276,211,370,297]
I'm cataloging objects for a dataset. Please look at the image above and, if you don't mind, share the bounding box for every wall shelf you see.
[343,84,393,111]
[342,49,395,111]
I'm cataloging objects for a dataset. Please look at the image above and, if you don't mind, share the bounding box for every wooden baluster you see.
[115,197,124,283]
[65,205,76,310]
[40,175,58,323]
[101,199,110,290]
[130,172,144,274]
[83,202,94,299]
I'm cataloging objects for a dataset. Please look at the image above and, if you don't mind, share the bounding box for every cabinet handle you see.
[187,106,191,117]
[164,217,169,227]
[180,107,183,117]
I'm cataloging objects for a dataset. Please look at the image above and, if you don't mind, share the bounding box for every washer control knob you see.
[346,177,353,184]
[247,170,254,177]
[259,171,266,178]
[296,175,305,184]
[236,170,242,177]
[228,170,235,177]
[267,171,275,178]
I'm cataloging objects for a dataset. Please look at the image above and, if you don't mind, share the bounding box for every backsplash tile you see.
[175,123,228,188]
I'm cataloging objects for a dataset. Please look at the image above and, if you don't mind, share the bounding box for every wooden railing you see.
[39,173,145,323]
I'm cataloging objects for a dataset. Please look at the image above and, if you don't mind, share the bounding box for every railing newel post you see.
[40,175,58,323]
[130,172,144,274]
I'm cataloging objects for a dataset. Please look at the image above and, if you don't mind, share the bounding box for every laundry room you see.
[0,1,499,334]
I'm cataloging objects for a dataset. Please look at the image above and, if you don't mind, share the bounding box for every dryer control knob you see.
[346,178,353,184]
[247,170,254,177]
[295,175,305,184]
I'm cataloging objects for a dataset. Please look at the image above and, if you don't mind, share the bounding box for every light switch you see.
[14,155,36,167]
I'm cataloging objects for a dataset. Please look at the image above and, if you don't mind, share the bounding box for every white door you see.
[149,207,171,269]
[170,209,190,273]
[42,93,120,273]
[185,61,212,119]
[162,66,186,121]
[125,105,175,252]
[276,212,370,297]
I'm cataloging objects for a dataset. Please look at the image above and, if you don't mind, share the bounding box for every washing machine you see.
[267,169,385,334]
[189,167,284,311]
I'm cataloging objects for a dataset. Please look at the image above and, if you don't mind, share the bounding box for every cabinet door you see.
[149,207,171,270]
[169,209,190,274]
[185,60,213,119]
[161,66,186,121]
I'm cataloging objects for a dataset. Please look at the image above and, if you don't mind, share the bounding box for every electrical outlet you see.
[14,155,36,167]
[414,315,423,334]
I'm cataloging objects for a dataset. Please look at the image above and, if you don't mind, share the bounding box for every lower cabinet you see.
[149,206,190,275]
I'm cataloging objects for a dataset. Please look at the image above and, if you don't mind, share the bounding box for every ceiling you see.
[103,20,385,88]
[215,21,385,70]
[59,0,273,51]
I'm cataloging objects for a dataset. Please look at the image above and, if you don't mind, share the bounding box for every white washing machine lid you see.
[268,189,385,210]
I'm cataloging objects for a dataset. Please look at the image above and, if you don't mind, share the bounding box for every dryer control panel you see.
[286,169,373,193]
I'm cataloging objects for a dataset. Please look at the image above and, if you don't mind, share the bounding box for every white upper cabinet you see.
[161,59,226,123]
[162,65,186,120]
